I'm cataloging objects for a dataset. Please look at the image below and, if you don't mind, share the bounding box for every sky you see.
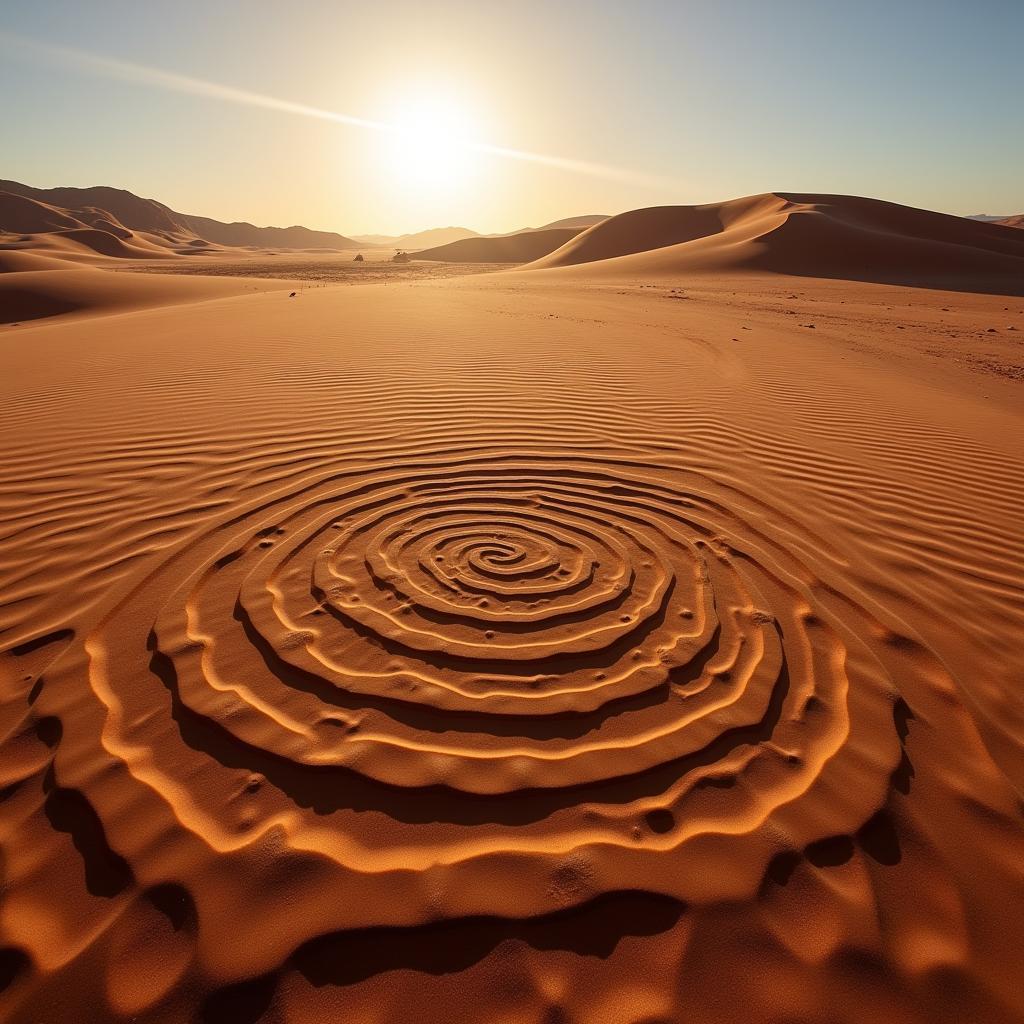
[1,0,1022,236]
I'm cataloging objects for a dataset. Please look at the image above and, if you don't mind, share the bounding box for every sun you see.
[383,96,478,190]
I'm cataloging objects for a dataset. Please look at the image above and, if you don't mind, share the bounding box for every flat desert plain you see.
[2,193,1024,1023]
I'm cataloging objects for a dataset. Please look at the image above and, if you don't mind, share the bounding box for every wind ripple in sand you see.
[47,449,915,985]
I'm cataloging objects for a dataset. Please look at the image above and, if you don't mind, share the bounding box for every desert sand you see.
[2,189,1024,1024]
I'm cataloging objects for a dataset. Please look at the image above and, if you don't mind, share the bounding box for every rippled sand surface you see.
[1,271,1023,1023]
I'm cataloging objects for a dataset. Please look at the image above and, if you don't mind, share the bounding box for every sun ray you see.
[0,29,680,191]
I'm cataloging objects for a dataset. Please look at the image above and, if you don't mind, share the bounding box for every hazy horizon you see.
[2,0,1023,236]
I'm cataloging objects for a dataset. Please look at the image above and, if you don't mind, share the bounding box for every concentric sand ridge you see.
[51,451,904,939]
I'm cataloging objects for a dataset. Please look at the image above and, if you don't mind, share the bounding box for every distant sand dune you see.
[412,227,582,262]
[0,178,360,254]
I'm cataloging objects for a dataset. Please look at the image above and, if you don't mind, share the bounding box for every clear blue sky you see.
[1,0,1021,234]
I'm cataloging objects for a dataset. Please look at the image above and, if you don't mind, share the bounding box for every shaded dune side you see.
[0,268,297,324]
[0,193,85,234]
[529,193,1024,293]
[0,182,183,234]
[0,250,74,273]
[412,228,582,263]
[525,199,762,267]
[45,228,175,260]
[1,191,190,262]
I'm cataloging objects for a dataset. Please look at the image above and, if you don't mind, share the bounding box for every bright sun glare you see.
[384,96,478,190]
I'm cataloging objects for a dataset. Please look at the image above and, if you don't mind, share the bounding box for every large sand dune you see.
[2,192,1024,1023]
[530,193,1024,292]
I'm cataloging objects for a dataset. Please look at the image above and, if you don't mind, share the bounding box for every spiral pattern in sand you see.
[58,452,904,966]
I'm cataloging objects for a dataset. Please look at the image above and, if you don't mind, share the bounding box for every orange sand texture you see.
[2,183,1024,1023]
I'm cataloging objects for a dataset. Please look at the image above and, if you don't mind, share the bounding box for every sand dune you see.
[528,201,737,267]
[2,192,1024,1022]
[0,265,301,324]
[0,181,184,234]
[0,250,73,273]
[0,192,187,263]
[1,179,360,254]
[0,181,376,310]
[997,214,1024,229]
[0,192,85,234]
[413,227,581,262]
[529,193,1024,292]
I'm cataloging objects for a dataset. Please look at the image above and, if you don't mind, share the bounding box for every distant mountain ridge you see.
[524,215,608,232]
[352,227,479,248]
[0,179,361,250]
